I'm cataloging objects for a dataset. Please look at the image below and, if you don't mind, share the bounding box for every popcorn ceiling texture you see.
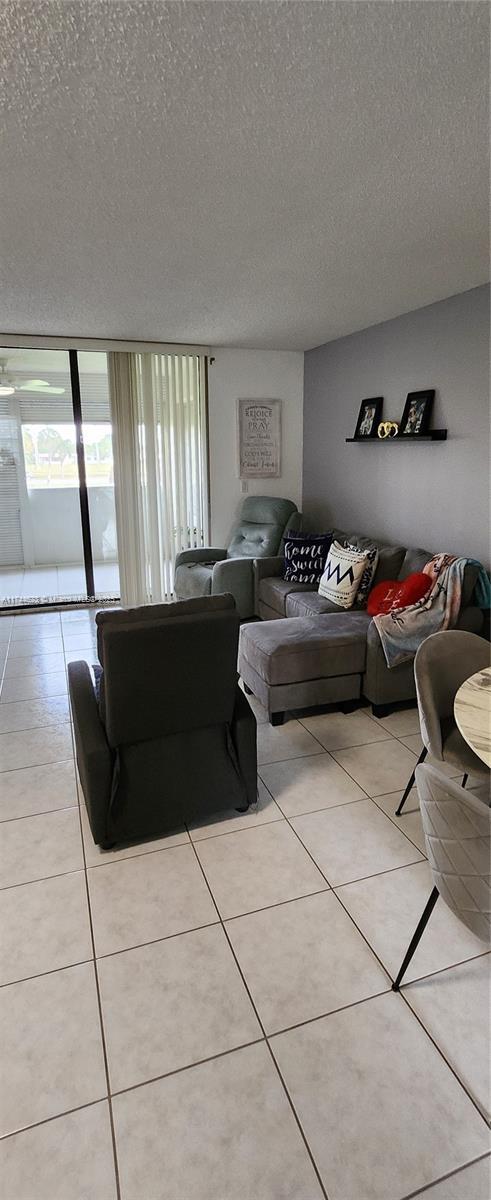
[0,1,488,349]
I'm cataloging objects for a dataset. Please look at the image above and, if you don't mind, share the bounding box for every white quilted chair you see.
[396,630,490,816]
[392,761,490,990]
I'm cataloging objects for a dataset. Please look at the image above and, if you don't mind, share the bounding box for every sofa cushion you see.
[372,545,407,586]
[258,576,315,616]
[343,533,406,588]
[239,613,370,686]
[399,547,433,579]
[286,592,344,618]
[173,562,213,602]
[398,549,479,608]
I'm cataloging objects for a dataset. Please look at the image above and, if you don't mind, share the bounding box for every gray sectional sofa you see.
[238,527,483,723]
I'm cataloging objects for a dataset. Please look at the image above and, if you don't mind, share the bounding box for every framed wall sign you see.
[238,398,282,478]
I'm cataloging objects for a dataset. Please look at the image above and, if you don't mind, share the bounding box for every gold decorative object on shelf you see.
[378,420,399,439]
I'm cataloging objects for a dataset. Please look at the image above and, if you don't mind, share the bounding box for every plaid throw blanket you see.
[373,554,466,669]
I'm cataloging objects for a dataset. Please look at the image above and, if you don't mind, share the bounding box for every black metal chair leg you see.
[391,887,439,991]
[395,746,427,815]
[462,773,468,788]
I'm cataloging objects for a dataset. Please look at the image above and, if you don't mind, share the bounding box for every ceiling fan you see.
[0,359,65,396]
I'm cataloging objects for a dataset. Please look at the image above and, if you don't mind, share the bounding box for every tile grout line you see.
[399,1151,491,1200]
[0,848,430,896]
[258,768,489,1060]
[186,831,331,1200]
[393,949,491,991]
[260,772,424,894]
[262,714,420,806]
[0,954,94,991]
[258,720,428,861]
[0,693,68,708]
[258,774,397,985]
[109,1037,266,1100]
[0,620,14,700]
[3,897,486,995]
[0,753,81,782]
[70,717,122,1200]
[397,985,491,1127]
[370,793,426,855]
[333,869,489,976]
[0,1097,110,1145]
[0,717,72,738]
[0,802,79,827]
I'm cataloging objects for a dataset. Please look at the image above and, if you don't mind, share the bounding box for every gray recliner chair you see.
[174,496,301,619]
[68,595,257,848]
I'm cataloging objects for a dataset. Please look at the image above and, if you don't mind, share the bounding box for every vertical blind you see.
[0,399,23,567]
[108,351,209,606]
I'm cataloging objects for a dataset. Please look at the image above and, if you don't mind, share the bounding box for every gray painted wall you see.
[303,285,490,566]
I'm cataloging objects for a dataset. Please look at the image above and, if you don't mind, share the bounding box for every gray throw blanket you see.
[373,554,466,668]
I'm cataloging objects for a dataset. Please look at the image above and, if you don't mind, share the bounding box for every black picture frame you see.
[399,390,435,437]
[353,397,383,439]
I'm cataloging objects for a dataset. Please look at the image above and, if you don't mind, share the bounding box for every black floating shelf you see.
[346,430,447,443]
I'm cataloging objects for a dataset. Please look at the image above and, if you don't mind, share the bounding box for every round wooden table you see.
[454,666,491,769]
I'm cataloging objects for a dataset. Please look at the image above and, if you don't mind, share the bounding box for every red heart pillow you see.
[367,572,431,616]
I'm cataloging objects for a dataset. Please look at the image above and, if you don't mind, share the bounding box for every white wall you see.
[208,349,304,545]
[303,286,490,567]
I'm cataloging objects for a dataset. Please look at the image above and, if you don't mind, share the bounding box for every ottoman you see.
[239,613,371,725]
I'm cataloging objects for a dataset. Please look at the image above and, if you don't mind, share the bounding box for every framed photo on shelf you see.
[399,390,435,437]
[353,397,383,439]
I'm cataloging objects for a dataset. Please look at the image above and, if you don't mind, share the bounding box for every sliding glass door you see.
[0,347,120,609]
[78,351,120,600]
[0,341,209,611]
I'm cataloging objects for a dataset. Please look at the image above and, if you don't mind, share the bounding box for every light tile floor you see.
[0,608,489,1200]
[0,563,120,606]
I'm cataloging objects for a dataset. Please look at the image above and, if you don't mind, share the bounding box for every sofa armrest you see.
[253,556,284,615]
[212,557,254,618]
[456,606,484,635]
[67,661,114,847]
[254,556,284,582]
[175,547,227,569]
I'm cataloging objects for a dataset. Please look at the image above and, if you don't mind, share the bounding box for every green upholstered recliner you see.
[174,496,301,619]
[68,595,257,849]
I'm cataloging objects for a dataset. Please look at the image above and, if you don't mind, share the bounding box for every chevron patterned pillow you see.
[318,541,369,608]
[344,542,379,608]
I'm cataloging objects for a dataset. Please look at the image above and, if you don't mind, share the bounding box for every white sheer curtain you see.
[108,351,209,607]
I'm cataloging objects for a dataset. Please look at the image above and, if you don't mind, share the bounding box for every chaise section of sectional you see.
[239,612,370,725]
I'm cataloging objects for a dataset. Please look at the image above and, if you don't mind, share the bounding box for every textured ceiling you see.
[0,1,489,350]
